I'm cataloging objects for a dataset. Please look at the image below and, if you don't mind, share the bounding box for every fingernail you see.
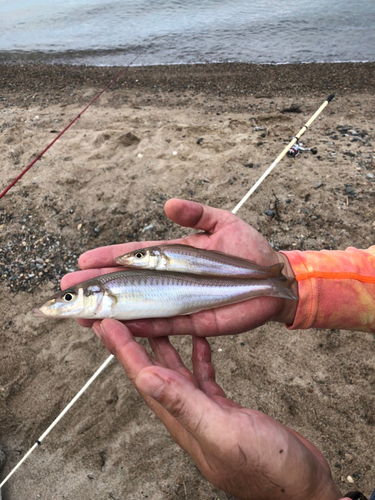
[93,322,105,341]
[136,372,165,399]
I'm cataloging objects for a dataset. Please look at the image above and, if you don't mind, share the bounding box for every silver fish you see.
[116,244,284,279]
[33,270,297,320]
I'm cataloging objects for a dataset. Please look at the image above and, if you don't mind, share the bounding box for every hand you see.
[61,198,298,336]
[93,318,342,500]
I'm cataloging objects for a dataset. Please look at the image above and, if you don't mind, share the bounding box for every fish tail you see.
[270,276,298,300]
[268,262,284,278]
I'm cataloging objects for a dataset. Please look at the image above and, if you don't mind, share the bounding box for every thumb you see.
[135,366,228,444]
[164,198,234,233]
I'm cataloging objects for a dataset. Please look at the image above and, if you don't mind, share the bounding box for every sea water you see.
[0,0,374,65]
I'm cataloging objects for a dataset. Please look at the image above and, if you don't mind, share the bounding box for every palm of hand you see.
[61,199,289,335]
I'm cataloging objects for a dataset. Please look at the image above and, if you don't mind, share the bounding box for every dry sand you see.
[0,62,374,499]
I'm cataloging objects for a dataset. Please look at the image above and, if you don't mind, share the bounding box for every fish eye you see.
[135,251,145,259]
[63,291,76,302]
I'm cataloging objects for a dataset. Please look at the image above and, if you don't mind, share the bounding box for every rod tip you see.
[327,93,335,102]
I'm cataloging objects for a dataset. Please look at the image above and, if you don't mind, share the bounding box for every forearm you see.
[280,246,375,333]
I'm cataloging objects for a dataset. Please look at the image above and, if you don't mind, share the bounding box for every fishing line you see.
[0,51,144,200]
[0,92,334,492]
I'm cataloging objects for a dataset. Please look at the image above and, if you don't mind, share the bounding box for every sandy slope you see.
[0,62,374,499]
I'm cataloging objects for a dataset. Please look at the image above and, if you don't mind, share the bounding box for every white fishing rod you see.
[232,93,334,214]
[0,354,114,491]
[0,92,335,493]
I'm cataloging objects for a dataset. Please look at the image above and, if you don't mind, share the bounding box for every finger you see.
[93,319,156,380]
[77,318,96,328]
[135,365,229,449]
[149,337,197,386]
[60,267,119,290]
[192,337,226,398]
[164,198,235,233]
[77,198,231,270]
[192,338,243,409]
[95,319,204,459]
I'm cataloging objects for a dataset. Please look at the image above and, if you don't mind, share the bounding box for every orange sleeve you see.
[280,246,375,333]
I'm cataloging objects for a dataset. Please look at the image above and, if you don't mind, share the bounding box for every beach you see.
[0,61,375,499]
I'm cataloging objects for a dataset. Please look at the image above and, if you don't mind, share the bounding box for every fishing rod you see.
[0,93,335,493]
[232,93,335,214]
[0,51,144,200]
[0,355,114,491]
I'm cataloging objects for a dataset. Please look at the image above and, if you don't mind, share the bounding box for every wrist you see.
[274,251,299,325]
[306,479,344,500]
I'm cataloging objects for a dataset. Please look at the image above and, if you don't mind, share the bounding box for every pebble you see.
[264,210,275,217]
[314,181,323,189]
[142,224,154,233]
[351,136,365,143]
[2,198,166,294]
[366,173,374,179]
[343,150,356,157]
[347,475,354,484]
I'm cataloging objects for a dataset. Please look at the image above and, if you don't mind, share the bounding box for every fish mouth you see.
[115,256,130,265]
[115,258,138,268]
[32,306,47,317]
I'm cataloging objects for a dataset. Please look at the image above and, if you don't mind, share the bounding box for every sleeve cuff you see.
[280,247,375,333]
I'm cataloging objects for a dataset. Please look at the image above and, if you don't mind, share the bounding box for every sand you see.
[0,62,374,499]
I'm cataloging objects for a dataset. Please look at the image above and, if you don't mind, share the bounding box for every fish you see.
[116,244,284,279]
[33,269,297,320]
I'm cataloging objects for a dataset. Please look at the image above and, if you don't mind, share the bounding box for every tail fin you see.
[268,262,284,278]
[271,276,298,301]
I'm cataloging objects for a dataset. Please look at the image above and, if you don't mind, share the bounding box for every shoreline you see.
[1,52,374,66]
[1,61,374,109]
